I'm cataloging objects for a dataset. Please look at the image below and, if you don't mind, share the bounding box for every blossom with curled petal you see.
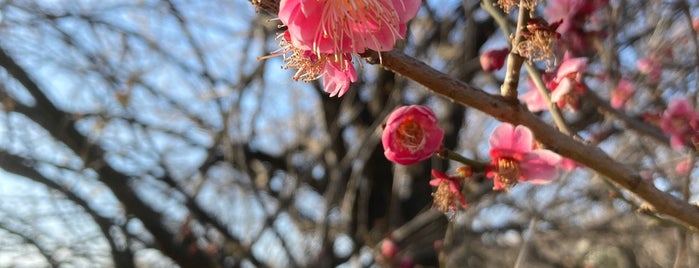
[382,105,444,165]
[486,123,562,191]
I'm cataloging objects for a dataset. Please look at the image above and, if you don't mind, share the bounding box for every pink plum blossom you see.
[520,55,587,112]
[660,98,699,150]
[486,123,562,191]
[637,57,662,84]
[480,48,509,72]
[549,54,587,110]
[279,0,421,55]
[382,105,444,165]
[610,78,635,109]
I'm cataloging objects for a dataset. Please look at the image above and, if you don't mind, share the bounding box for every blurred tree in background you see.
[0,0,698,267]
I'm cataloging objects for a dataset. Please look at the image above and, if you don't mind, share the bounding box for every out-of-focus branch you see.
[0,150,136,268]
[0,47,220,267]
[0,220,60,267]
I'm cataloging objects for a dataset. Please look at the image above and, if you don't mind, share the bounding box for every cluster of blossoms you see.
[267,0,420,97]
[483,0,640,114]
[381,105,569,216]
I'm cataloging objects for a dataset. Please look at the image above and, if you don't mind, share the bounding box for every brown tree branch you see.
[250,0,699,239]
[363,49,699,231]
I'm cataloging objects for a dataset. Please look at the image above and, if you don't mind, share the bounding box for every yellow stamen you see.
[495,158,520,191]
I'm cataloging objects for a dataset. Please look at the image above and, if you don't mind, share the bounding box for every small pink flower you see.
[486,123,562,191]
[637,57,662,84]
[429,170,467,215]
[382,105,444,165]
[660,98,699,150]
[279,0,421,56]
[480,48,509,72]
[610,78,635,109]
[520,55,587,111]
[675,159,693,175]
[549,54,587,110]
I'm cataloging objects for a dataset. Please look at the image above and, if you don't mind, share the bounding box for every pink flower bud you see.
[480,48,509,72]
[382,105,444,165]
[380,239,399,259]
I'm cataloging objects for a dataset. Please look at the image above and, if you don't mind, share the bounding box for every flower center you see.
[496,158,520,190]
[395,118,425,153]
[517,19,561,70]
[431,180,459,219]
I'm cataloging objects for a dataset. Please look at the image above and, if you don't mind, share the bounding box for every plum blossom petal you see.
[392,0,422,22]
[322,57,357,97]
[519,150,562,184]
[550,77,574,103]
[554,56,587,83]
[488,123,534,155]
[520,89,549,112]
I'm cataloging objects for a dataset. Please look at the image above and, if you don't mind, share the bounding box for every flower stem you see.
[436,148,487,171]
